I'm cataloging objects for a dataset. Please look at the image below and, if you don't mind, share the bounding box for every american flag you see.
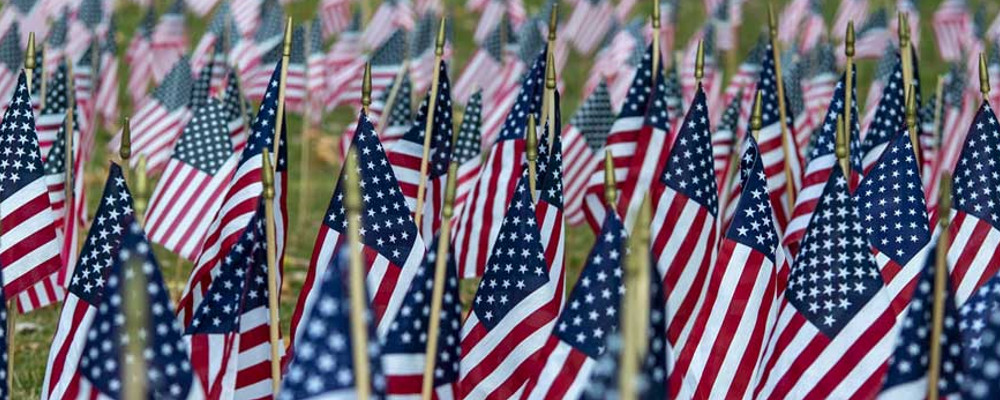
[450,91,484,230]
[777,0,809,46]
[63,0,104,67]
[784,70,864,258]
[933,0,972,62]
[42,9,67,75]
[306,17,325,122]
[797,0,826,53]
[151,0,188,83]
[712,95,741,189]
[650,85,719,362]
[711,0,736,53]
[330,29,407,111]
[40,163,131,400]
[322,12,363,110]
[860,52,906,174]
[452,14,512,106]
[126,9,155,104]
[319,0,352,38]
[221,68,253,152]
[832,0,869,41]
[0,74,63,313]
[280,243,387,399]
[287,112,424,356]
[340,73,413,157]
[720,37,765,148]
[919,92,940,181]
[757,132,930,399]
[231,0,282,89]
[859,47,896,137]
[459,173,561,398]
[562,82,612,227]
[562,0,614,54]
[185,201,278,399]
[176,60,288,327]
[669,136,779,399]
[452,50,544,278]
[853,9,891,61]
[114,57,192,174]
[878,240,963,398]
[927,65,975,207]
[473,0,512,45]
[232,0,264,38]
[583,20,643,112]
[947,102,1000,305]
[188,52,215,112]
[361,0,416,49]
[72,43,97,149]
[190,2,235,77]
[387,61,453,239]
[956,271,1000,398]
[522,210,625,398]
[784,60,809,157]
[145,99,238,262]
[35,61,71,158]
[94,16,118,131]
[680,26,722,120]
[76,218,202,398]
[893,0,922,47]
[408,15,450,94]
[581,44,665,233]
[0,23,23,106]
[184,0,219,16]
[381,234,461,397]
[42,110,83,290]
[247,25,306,110]
[537,91,566,300]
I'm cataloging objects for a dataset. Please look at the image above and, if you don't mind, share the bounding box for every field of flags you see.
[3,0,1000,398]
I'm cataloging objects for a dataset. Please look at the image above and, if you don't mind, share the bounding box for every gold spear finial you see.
[846,21,856,58]
[435,17,447,56]
[545,50,556,90]
[695,39,705,82]
[362,63,372,112]
[652,0,660,30]
[120,117,132,162]
[262,148,275,200]
[547,3,558,42]
[282,17,293,57]
[526,114,538,164]
[939,173,952,227]
[604,150,617,208]
[751,90,764,133]
[981,53,991,99]
[767,3,777,40]
[25,33,35,70]
[905,84,917,129]
[898,12,910,48]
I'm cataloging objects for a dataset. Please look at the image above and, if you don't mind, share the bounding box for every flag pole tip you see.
[981,53,990,98]
[652,0,660,29]
[435,17,447,56]
[548,3,558,41]
[695,40,705,81]
[846,21,855,57]
[362,63,372,110]
[25,33,35,70]
[120,117,132,162]
[751,90,764,132]
[767,3,777,40]
[545,50,556,89]
[905,84,917,127]
[283,17,293,57]
[526,114,538,162]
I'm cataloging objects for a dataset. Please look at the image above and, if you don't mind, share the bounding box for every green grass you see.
[9,0,1000,397]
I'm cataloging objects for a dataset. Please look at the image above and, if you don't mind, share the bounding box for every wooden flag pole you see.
[619,195,652,400]
[273,18,293,160]
[927,173,951,400]
[421,161,459,400]
[899,13,914,96]
[298,23,312,228]
[836,115,849,176]
[414,18,447,231]
[981,53,991,102]
[344,150,372,400]
[767,4,796,211]
[651,0,660,84]
[844,22,855,165]
[122,255,150,400]
[526,114,538,201]
[262,148,282,395]
[905,84,921,167]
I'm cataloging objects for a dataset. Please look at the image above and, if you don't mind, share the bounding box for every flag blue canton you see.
[242,60,289,170]
[80,219,195,399]
[187,202,269,335]
[472,175,549,330]
[496,50,546,142]
[661,86,718,216]
[406,61,453,178]
[749,42,796,133]
[856,133,929,265]
[788,167,882,337]
[281,246,386,399]
[327,113,417,267]
[454,91,483,164]
[642,258,670,400]
[959,272,1000,371]
[644,63,670,132]
[860,54,906,158]
[383,234,462,385]
[953,103,1000,230]
[0,73,45,198]
[555,212,625,358]
[153,57,193,111]
[618,44,655,119]
[538,91,563,208]
[964,305,1000,399]
[808,70,864,172]
[882,241,964,396]
[726,138,777,258]
[69,164,133,304]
